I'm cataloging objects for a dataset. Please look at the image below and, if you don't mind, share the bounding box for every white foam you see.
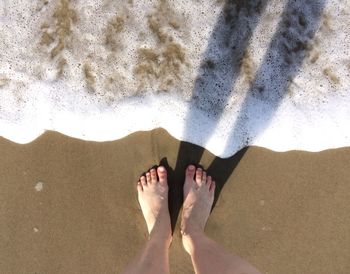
[0,0,349,158]
[35,182,44,192]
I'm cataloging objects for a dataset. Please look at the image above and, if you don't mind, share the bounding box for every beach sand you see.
[1,128,349,274]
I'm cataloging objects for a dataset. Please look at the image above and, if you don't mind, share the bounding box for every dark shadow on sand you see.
[167,0,326,232]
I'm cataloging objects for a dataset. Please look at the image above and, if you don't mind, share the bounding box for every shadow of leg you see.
[207,147,248,209]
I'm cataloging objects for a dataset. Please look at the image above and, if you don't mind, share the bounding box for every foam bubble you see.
[0,0,350,158]
[35,182,44,192]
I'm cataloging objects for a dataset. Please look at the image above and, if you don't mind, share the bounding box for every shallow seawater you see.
[0,0,349,157]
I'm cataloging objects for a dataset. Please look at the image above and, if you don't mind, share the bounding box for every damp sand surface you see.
[0,129,350,274]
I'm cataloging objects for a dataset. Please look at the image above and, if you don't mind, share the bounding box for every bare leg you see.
[122,166,172,274]
[181,165,262,274]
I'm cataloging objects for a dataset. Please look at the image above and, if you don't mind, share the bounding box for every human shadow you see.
[169,0,269,231]
[168,0,326,232]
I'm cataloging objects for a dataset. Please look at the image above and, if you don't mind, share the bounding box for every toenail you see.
[158,166,165,171]
[189,165,195,170]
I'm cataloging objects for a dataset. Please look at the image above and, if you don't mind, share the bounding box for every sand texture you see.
[0,129,349,274]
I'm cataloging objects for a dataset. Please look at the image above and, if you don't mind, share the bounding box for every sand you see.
[1,128,349,274]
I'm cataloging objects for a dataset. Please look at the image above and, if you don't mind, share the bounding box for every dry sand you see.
[0,128,349,274]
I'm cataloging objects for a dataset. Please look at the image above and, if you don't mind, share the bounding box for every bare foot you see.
[181,165,215,253]
[137,166,172,243]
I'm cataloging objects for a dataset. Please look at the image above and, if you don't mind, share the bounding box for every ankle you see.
[181,230,206,255]
[149,229,172,247]
[180,223,204,238]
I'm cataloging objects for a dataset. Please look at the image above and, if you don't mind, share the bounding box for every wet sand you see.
[1,128,349,274]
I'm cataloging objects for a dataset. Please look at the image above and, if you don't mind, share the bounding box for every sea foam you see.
[0,0,349,158]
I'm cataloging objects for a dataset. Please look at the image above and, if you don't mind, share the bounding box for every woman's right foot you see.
[181,165,215,254]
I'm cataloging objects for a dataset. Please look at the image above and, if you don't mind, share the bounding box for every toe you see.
[206,175,212,188]
[150,168,157,184]
[186,165,196,180]
[146,172,151,184]
[141,176,147,186]
[195,168,203,184]
[157,166,167,185]
[210,181,216,194]
[202,170,207,185]
[137,181,143,192]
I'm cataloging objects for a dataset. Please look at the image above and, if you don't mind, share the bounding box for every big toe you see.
[185,165,195,182]
[157,166,167,185]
